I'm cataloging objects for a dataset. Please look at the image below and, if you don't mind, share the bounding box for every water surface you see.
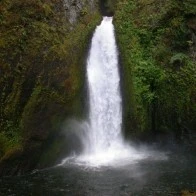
[0,148,195,196]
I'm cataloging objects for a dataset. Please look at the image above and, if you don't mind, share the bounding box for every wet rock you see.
[187,17,196,31]
[63,0,96,24]
[181,190,196,196]
[0,0,101,176]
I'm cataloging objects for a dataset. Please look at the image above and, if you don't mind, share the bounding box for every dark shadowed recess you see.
[99,0,114,16]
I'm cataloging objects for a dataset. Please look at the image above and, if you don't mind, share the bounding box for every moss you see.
[0,0,101,173]
[0,127,22,160]
[114,0,196,137]
[0,147,23,162]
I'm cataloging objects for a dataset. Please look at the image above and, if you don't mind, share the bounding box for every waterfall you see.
[86,17,123,154]
[60,17,154,167]
[77,17,138,166]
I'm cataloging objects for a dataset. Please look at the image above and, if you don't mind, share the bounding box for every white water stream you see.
[60,17,167,167]
[76,17,147,166]
[86,17,123,153]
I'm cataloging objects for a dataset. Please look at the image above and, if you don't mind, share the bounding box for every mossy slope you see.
[114,0,196,139]
[0,0,101,175]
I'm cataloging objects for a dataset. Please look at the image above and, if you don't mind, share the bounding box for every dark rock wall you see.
[0,0,101,175]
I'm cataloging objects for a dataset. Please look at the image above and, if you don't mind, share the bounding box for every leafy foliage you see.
[115,0,196,136]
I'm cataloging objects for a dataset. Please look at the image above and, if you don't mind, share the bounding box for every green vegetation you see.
[0,121,22,159]
[0,0,101,170]
[0,0,195,175]
[114,0,196,137]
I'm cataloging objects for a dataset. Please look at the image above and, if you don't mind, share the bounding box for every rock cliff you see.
[0,0,101,175]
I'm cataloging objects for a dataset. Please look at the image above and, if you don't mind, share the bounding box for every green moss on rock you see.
[0,0,101,174]
[114,0,196,138]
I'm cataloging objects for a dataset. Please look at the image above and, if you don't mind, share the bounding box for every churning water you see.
[60,17,167,167]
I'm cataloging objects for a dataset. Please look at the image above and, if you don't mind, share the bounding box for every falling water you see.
[76,17,145,166]
[59,17,167,167]
[86,17,122,153]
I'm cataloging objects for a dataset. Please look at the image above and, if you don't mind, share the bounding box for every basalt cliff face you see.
[0,0,101,175]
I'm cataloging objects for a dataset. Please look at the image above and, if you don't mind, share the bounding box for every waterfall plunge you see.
[86,17,123,153]
[76,17,144,166]
[60,17,159,167]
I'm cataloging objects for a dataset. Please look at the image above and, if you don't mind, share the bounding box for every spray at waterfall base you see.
[60,17,168,167]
